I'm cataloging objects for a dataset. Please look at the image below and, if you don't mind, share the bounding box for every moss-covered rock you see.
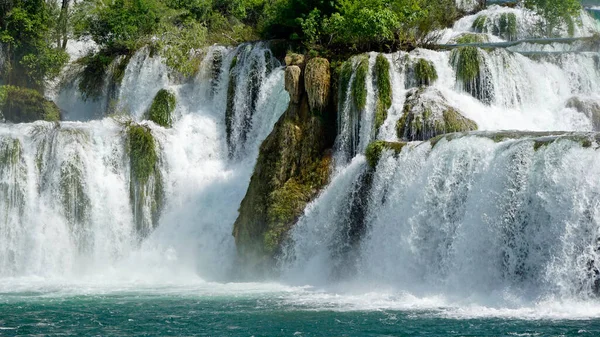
[127,124,163,236]
[128,124,157,185]
[147,89,176,128]
[498,13,518,41]
[352,55,369,111]
[233,58,335,276]
[453,33,489,44]
[0,86,60,123]
[374,54,392,132]
[450,46,488,102]
[304,57,331,113]
[365,140,406,168]
[396,87,477,141]
[413,58,438,87]
[472,15,488,33]
[566,96,600,131]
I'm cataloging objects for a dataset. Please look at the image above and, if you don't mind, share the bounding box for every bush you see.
[147,89,176,128]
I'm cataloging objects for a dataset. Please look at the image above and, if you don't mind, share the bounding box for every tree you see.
[0,0,68,90]
[524,0,581,37]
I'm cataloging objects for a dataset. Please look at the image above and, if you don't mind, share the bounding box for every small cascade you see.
[117,48,170,120]
[334,54,377,166]
[451,5,600,42]
[225,43,281,158]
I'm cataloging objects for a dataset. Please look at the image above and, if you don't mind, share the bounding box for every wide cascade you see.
[2,1,600,321]
[278,7,600,307]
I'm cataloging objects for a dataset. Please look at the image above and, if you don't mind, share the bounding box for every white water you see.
[3,5,600,323]
[0,44,289,283]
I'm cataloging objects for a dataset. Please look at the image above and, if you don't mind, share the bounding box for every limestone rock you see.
[285,66,303,104]
[304,58,331,113]
[284,53,305,67]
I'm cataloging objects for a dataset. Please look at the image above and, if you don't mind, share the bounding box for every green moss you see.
[472,15,488,33]
[147,89,176,128]
[365,140,406,169]
[414,58,438,87]
[442,108,478,133]
[352,55,369,111]
[374,54,392,132]
[78,49,122,100]
[455,33,488,44]
[128,124,157,185]
[499,13,518,41]
[0,85,60,123]
[451,46,481,84]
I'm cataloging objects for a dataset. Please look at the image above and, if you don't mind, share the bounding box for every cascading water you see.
[280,4,600,312]
[0,43,289,282]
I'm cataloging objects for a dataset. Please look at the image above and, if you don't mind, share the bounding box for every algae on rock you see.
[396,87,477,141]
[147,89,176,128]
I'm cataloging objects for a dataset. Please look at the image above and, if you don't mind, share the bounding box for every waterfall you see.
[334,53,378,167]
[0,43,288,282]
[282,133,600,301]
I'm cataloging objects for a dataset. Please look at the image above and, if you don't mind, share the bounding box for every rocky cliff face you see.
[232,56,336,276]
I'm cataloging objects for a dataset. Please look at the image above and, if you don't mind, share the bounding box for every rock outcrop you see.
[232,57,336,276]
[396,87,477,141]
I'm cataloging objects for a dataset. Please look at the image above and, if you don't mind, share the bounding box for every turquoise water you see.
[2,283,600,336]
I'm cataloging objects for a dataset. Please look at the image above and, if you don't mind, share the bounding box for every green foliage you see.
[451,46,480,84]
[414,58,437,86]
[374,54,391,131]
[262,0,458,50]
[0,0,68,90]
[352,55,369,111]
[0,85,60,123]
[148,89,176,128]
[524,0,581,37]
[128,124,157,185]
